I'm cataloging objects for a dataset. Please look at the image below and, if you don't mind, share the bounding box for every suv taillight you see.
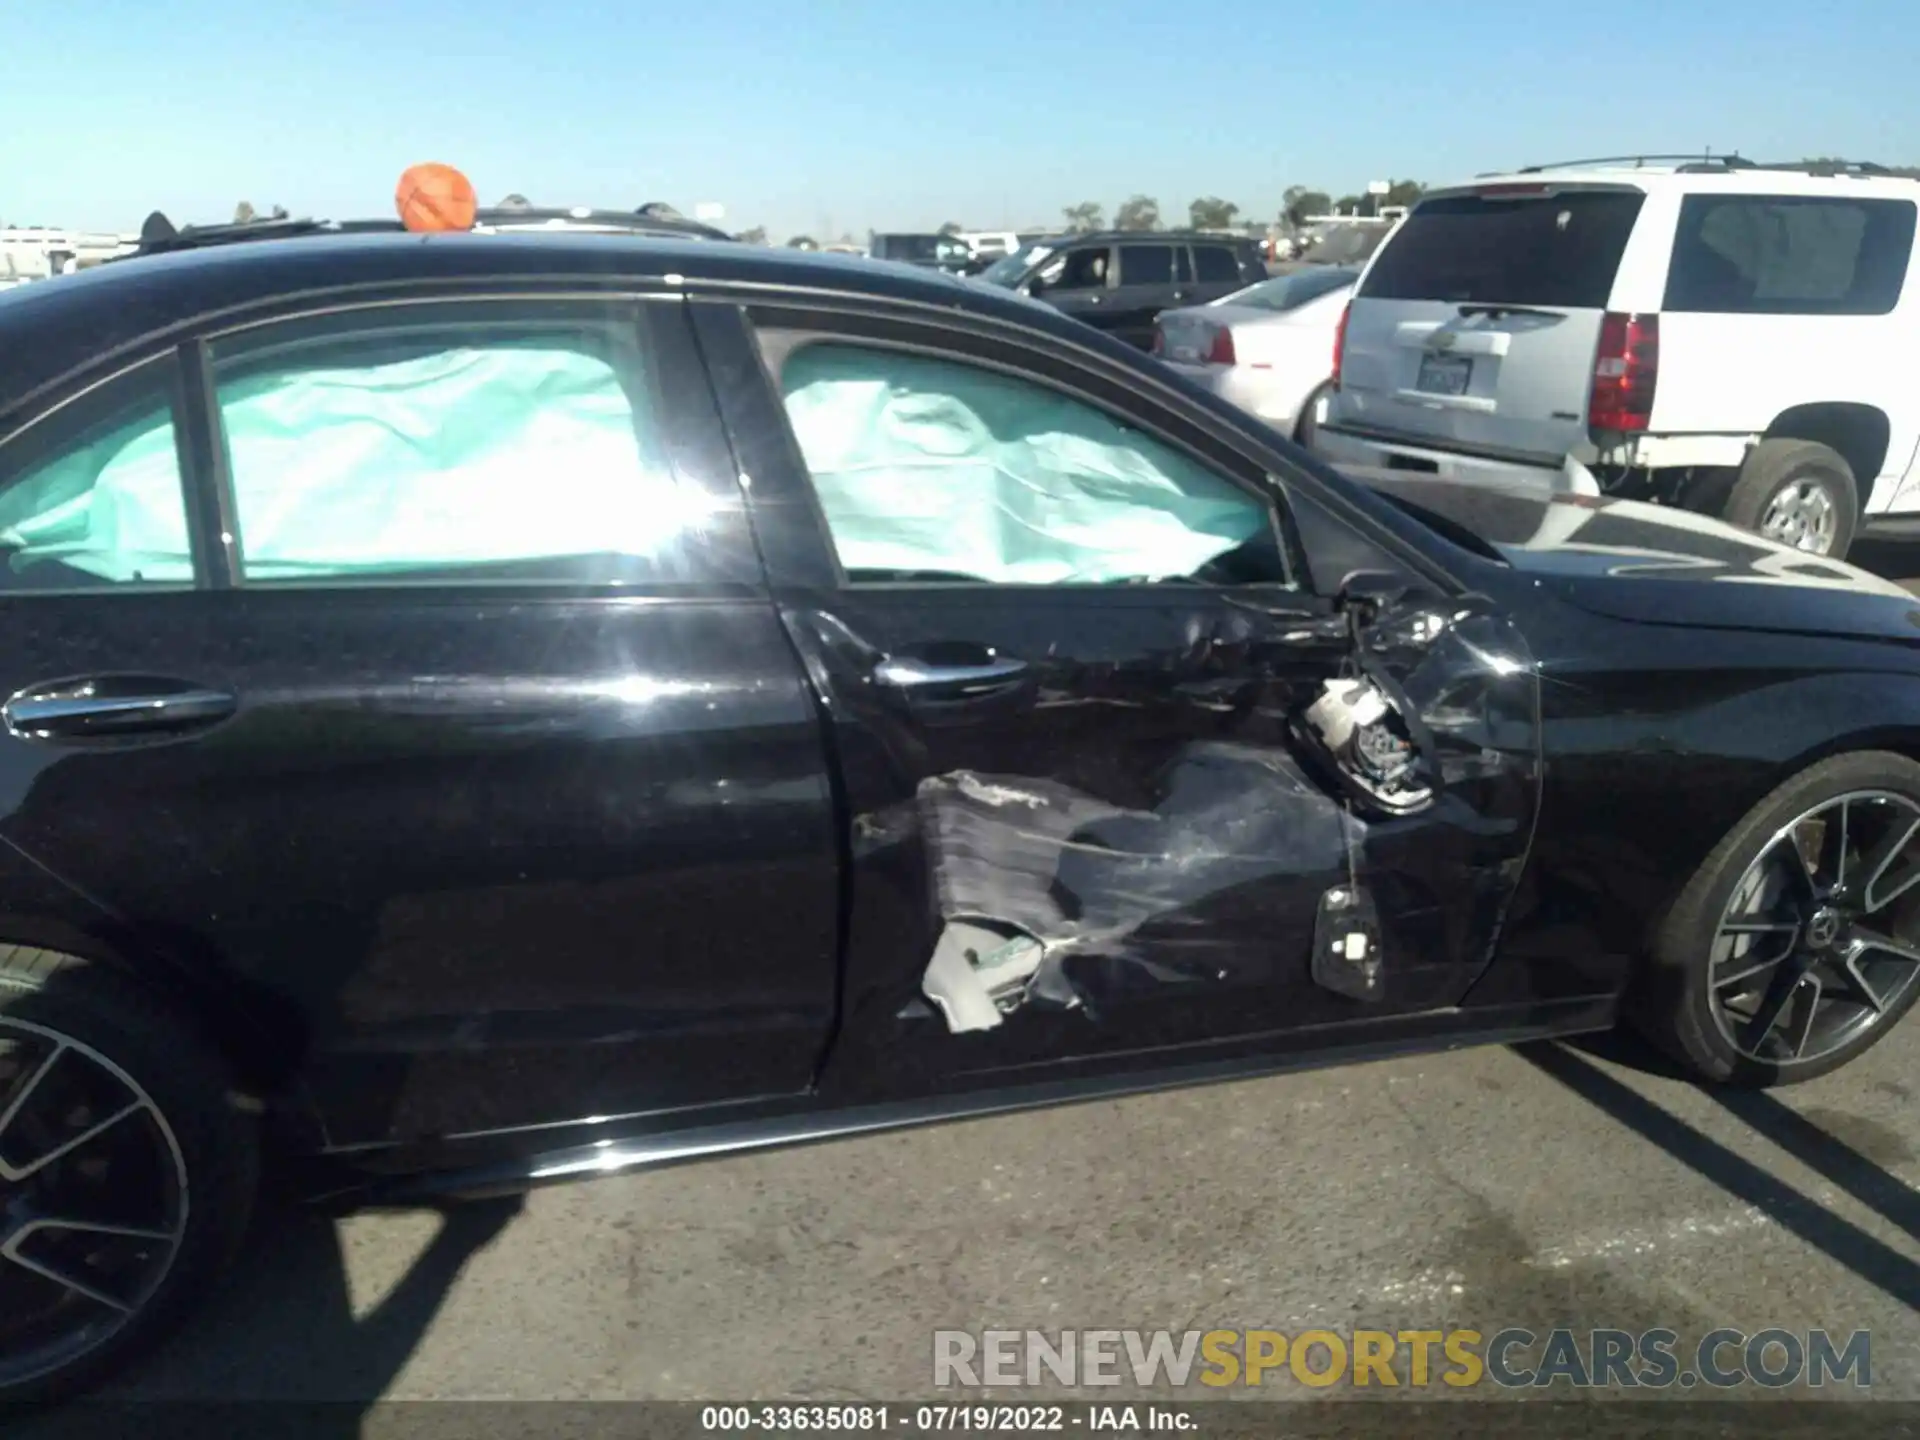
[1331,300,1351,389]
[1589,312,1658,433]
[1207,325,1236,365]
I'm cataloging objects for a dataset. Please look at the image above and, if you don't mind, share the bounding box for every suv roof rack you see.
[1504,154,1901,179]
[125,206,733,259]
[1504,153,1755,175]
[1748,158,1895,177]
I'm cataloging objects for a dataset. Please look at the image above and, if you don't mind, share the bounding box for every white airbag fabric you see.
[2,345,682,582]
[781,343,1267,584]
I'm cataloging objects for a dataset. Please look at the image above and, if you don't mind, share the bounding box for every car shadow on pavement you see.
[23,1188,523,1438]
[1515,1041,1920,1312]
[1555,1026,1920,1244]
[1704,1088,1920,1245]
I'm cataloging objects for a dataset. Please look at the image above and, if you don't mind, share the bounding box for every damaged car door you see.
[695,301,1543,1087]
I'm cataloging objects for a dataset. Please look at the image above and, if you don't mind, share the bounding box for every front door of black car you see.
[694,302,1543,1092]
[0,296,841,1146]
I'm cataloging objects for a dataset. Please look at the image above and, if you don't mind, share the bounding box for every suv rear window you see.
[1663,195,1917,315]
[1358,189,1645,308]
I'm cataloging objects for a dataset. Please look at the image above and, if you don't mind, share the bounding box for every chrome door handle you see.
[4,682,237,740]
[873,655,1029,696]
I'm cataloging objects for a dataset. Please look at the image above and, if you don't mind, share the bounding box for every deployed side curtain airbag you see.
[780,343,1268,584]
[0,414,188,582]
[1,344,689,582]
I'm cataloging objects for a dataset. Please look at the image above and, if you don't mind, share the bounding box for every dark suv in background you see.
[978,231,1268,349]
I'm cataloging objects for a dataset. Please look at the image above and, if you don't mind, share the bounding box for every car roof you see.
[1048,231,1257,246]
[0,230,1087,423]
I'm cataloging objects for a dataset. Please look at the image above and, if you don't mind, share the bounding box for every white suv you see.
[1316,157,1920,557]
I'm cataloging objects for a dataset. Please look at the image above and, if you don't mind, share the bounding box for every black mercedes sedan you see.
[2,230,1920,1403]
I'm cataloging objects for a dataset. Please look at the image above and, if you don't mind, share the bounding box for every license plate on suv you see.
[1416,353,1472,396]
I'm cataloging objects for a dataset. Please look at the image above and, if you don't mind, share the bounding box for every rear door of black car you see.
[0,293,841,1147]
[690,298,1544,1094]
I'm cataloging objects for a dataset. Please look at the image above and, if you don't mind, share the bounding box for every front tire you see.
[1637,751,1920,1085]
[1722,439,1859,558]
[0,948,257,1407]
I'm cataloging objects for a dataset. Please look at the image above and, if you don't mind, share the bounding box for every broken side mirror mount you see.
[1336,568,1420,624]
[1295,570,1445,819]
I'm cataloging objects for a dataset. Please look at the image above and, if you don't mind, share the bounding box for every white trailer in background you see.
[0,227,139,288]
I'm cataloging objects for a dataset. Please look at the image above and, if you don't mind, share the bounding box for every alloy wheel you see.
[0,1016,187,1388]
[1758,478,1838,553]
[1709,791,1920,1067]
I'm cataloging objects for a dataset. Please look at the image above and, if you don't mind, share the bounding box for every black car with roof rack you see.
[976,229,1268,349]
[8,214,1920,1408]
[127,203,735,258]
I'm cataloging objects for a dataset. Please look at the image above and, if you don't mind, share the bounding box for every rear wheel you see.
[1722,439,1859,558]
[0,949,256,1406]
[1638,751,1920,1085]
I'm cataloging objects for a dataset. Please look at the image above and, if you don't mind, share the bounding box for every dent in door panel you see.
[797,589,1540,1035]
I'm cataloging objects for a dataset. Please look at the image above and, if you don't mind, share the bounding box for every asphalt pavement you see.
[60,541,1920,1418]
[94,1029,1920,1409]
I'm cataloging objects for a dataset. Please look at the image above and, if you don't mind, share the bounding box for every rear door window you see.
[1664,195,1917,315]
[204,301,722,586]
[0,355,194,591]
[1116,245,1176,285]
[1193,246,1242,283]
[1359,190,1645,308]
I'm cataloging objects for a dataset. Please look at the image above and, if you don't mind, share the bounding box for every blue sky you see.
[2,0,1911,239]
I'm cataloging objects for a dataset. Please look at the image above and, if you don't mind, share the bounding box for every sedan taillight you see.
[1207,325,1237,366]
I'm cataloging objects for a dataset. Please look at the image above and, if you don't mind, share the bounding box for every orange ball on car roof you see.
[394,163,477,233]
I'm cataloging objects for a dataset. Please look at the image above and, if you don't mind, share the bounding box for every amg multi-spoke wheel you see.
[1710,793,1920,1066]
[1642,751,1920,1084]
[0,948,256,1407]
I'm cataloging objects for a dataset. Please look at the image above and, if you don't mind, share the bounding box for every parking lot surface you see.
[57,542,1920,1413]
[80,1029,1920,1407]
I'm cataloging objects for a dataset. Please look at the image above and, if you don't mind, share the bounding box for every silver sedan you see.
[1153,266,1359,446]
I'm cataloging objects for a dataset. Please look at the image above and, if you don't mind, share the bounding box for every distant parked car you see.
[1290,222,1397,268]
[869,233,973,272]
[958,231,1021,263]
[1154,266,1360,445]
[978,231,1268,349]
